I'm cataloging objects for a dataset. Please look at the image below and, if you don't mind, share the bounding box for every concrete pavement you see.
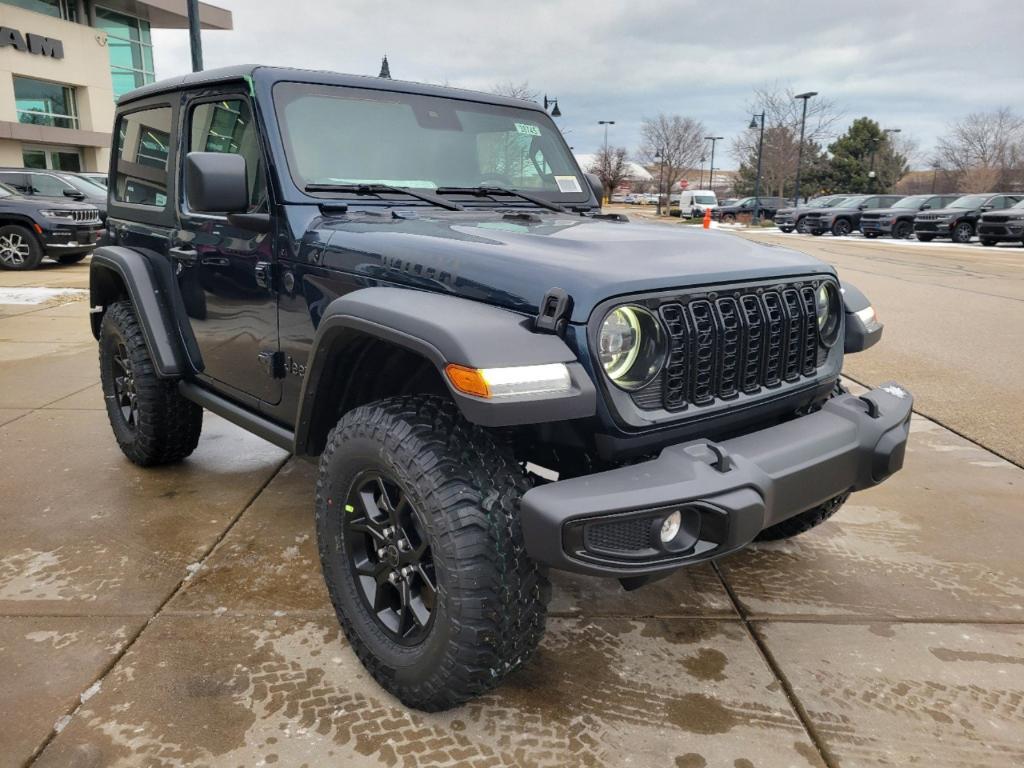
[2,256,1022,768]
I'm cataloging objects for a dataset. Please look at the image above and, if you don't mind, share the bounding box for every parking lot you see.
[2,227,1023,767]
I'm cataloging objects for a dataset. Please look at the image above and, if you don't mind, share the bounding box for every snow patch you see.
[0,287,87,305]
[80,681,102,703]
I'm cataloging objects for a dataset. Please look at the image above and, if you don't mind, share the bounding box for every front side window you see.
[188,98,267,212]
[95,7,155,99]
[273,82,587,202]
[27,173,74,197]
[14,76,78,129]
[114,106,172,207]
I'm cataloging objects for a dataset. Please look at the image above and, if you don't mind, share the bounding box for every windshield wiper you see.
[304,183,464,211]
[435,185,567,213]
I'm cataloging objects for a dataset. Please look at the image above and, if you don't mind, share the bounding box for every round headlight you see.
[815,283,841,346]
[598,305,666,390]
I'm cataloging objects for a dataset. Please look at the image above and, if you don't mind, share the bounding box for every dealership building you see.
[0,0,231,173]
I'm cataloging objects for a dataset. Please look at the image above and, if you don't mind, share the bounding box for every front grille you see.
[915,220,939,231]
[73,209,99,223]
[979,223,1009,235]
[916,213,940,221]
[636,280,828,412]
[860,213,881,221]
[983,215,1009,223]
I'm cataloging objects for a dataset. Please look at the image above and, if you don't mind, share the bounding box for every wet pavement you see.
[2,260,1022,768]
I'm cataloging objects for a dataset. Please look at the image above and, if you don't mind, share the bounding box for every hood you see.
[915,206,972,217]
[316,210,831,322]
[19,194,102,211]
[862,206,914,215]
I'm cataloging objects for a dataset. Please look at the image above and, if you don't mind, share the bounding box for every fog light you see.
[660,511,682,543]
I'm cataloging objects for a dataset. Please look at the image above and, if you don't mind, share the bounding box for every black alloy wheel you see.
[343,471,436,644]
[831,218,852,237]
[796,217,809,233]
[110,340,139,429]
[892,220,913,239]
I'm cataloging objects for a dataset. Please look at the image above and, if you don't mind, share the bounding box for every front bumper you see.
[978,222,1024,241]
[40,223,105,253]
[520,382,912,576]
[860,219,893,235]
[804,217,831,233]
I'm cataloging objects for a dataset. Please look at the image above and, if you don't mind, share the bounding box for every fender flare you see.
[89,246,187,377]
[840,281,883,353]
[294,287,596,455]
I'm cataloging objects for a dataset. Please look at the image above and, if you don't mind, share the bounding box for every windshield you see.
[1012,199,1024,209]
[61,174,105,197]
[949,195,987,209]
[834,196,868,209]
[808,196,844,208]
[734,197,753,206]
[0,183,13,198]
[891,195,929,208]
[273,83,587,201]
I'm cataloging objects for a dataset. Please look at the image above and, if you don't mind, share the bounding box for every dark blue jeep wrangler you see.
[90,65,911,710]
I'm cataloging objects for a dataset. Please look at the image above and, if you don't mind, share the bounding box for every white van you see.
[674,190,718,217]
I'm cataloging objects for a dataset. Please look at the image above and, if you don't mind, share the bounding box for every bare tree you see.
[638,114,706,208]
[491,81,540,103]
[588,146,631,198]
[730,83,843,199]
[935,108,1024,191]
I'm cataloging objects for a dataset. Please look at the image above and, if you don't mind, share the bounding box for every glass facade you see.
[95,7,156,100]
[14,76,80,129]
[1,0,77,21]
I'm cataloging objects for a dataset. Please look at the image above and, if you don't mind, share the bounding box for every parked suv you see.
[714,196,787,222]
[90,65,911,711]
[977,199,1024,246]
[0,182,103,270]
[913,193,1023,244]
[775,195,851,234]
[0,168,107,220]
[804,195,904,236]
[860,194,962,239]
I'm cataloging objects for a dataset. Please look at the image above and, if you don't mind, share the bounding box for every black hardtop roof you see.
[117,64,544,113]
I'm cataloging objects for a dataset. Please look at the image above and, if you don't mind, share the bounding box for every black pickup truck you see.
[89,65,911,711]
[914,193,1023,243]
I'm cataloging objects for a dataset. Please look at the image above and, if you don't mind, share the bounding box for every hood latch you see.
[535,287,573,336]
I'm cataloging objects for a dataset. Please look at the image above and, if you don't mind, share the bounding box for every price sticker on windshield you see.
[555,176,582,193]
[515,123,542,136]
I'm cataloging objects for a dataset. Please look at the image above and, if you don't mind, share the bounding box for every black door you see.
[172,92,281,405]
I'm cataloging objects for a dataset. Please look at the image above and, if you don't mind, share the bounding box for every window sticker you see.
[555,175,582,194]
[514,122,542,136]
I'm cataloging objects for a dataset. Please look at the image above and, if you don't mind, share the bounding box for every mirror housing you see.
[584,173,604,206]
[185,152,248,213]
[979,205,993,212]
[63,189,85,199]
[920,203,931,210]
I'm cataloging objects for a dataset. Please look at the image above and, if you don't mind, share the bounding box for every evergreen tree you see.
[823,118,908,193]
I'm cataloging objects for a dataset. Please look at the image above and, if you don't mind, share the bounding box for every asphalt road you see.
[735,230,1024,467]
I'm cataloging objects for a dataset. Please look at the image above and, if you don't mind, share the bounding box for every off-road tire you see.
[755,491,851,541]
[952,221,973,244]
[99,300,203,466]
[56,253,88,265]
[0,224,44,271]
[315,395,549,711]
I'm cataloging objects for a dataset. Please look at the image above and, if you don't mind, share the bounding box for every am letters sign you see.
[0,27,65,59]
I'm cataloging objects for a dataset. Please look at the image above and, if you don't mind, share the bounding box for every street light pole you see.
[186,0,203,72]
[598,121,615,204]
[705,136,723,198]
[698,155,706,189]
[749,112,766,224]
[655,151,665,216]
[793,91,817,205]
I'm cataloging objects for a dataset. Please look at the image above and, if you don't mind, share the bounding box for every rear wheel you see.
[952,221,973,244]
[831,218,852,237]
[0,225,43,271]
[99,301,203,466]
[56,252,88,265]
[892,220,913,239]
[316,395,549,711]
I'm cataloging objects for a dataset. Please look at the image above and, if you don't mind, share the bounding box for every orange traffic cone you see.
[703,208,711,229]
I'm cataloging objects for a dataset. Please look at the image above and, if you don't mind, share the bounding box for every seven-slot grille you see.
[51,209,101,223]
[633,282,826,412]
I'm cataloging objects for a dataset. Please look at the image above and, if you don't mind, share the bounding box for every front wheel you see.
[99,301,203,466]
[831,218,852,237]
[952,221,973,244]
[795,217,810,234]
[315,395,549,711]
[721,213,736,223]
[0,225,43,270]
[892,220,913,239]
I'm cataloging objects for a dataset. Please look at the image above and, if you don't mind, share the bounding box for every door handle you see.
[169,246,198,262]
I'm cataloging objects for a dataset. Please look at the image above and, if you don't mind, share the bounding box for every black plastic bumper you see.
[520,382,913,577]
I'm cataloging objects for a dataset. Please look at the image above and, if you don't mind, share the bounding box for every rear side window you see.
[187,98,267,213]
[114,106,172,207]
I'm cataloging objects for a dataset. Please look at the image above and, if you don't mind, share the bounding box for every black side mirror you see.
[63,189,85,200]
[584,173,604,206]
[980,205,993,212]
[920,203,931,210]
[185,152,248,213]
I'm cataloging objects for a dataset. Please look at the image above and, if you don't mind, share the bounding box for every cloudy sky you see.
[153,0,1024,169]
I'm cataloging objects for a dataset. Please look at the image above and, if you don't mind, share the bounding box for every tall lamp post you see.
[705,136,723,197]
[698,154,706,189]
[543,95,562,117]
[598,120,615,205]
[749,112,766,224]
[793,91,817,205]
[868,128,900,191]
[186,0,203,71]
[654,151,667,216]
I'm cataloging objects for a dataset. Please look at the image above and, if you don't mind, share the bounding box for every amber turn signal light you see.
[445,364,490,398]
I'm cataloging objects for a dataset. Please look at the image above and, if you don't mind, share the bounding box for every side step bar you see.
[178,382,294,452]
